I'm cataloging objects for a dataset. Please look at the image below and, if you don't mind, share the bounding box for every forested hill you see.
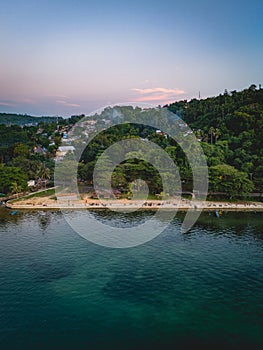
[0,85,262,197]
[167,84,263,191]
[0,113,62,126]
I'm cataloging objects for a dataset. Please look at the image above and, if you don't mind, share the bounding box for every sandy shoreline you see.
[6,197,263,211]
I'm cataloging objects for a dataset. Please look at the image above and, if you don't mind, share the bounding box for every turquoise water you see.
[0,209,262,349]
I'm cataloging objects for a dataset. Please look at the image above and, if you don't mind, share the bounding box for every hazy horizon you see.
[1,0,263,117]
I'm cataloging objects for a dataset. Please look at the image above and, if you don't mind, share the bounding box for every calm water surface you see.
[0,208,262,349]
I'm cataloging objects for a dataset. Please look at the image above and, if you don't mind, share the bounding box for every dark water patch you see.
[103,257,179,304]
[89,209,156,228]
[29,261,74,283]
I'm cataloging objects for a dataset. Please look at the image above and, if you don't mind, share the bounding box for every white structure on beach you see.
[27,180,36,187]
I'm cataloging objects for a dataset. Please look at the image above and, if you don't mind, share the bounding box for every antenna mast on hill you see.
[56,114,59,131]
[198,91,201,100]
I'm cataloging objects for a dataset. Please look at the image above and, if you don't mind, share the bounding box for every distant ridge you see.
[0,113,63,126]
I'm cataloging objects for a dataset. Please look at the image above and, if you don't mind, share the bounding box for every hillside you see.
[167,84,263,191]
[0,86,262,197]
[0,113,62,126]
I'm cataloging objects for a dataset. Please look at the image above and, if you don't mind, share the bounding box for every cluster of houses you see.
[55,118,99,161]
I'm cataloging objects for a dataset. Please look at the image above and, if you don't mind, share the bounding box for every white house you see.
[27,180,36,187]
[56,146,75,160]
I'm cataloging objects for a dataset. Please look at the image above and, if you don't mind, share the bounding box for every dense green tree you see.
[0,165,28,194]
[209,164,254,198]
[13,143,30,158]
[168,85,263,192]
[9,157,41,180]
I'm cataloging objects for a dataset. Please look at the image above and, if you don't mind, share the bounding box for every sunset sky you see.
[1,0,263,116]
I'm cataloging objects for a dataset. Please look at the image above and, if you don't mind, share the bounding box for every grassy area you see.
[25,188,55,199]
[11,188,56,202]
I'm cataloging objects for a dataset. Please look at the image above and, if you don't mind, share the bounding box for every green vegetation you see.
[209,164,254,198]
[20,188,55,199]
[0,164,28,194]
[0,86,262,199]
[9,188,56,203]
[0,114,79,195]
[167,84,263,193]
[0,113,62,126]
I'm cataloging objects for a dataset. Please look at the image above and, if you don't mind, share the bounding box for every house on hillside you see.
[156,129,168,139]
[56,145,75,161]
[33,145,46,155]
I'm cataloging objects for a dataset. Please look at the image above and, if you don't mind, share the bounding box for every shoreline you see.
[5,198,263,211]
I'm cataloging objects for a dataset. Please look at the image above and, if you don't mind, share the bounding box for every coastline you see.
[6,197,263,211]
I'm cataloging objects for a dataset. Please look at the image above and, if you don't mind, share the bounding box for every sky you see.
[0,0,263,116]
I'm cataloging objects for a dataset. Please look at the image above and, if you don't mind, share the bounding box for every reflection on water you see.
[38,212,52,231]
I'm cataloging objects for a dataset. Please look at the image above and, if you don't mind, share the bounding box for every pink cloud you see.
[56,100,80,108]
[132,87,186,104]
[133,87,185,95]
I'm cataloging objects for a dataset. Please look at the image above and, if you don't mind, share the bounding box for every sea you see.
[0,208,262,349]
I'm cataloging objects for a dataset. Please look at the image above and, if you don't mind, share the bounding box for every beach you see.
[6,195,263,211]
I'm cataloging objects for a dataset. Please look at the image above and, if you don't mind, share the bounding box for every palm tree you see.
[195,128,209,142]
[208,126,215,145]
[10,181,22,198]
[194,129,203,141]
[214,128,221,143]
[37,163,51,189]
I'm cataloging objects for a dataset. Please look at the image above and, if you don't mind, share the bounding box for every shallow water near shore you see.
[0,208,262,349]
